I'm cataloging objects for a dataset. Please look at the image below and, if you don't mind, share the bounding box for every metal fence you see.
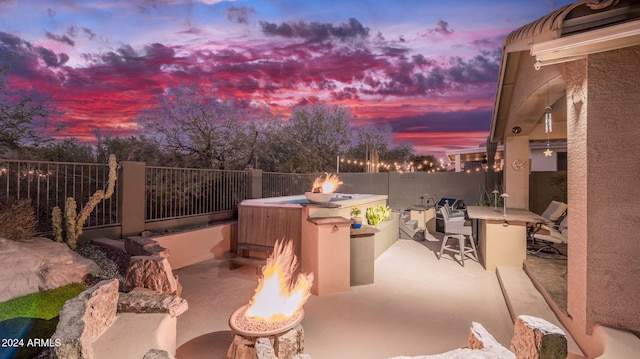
[145,166,252,221]
[262,172,314,198]
[1,157,323,235]
[0,159,119,233]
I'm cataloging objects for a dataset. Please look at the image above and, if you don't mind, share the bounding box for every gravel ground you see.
[76,242,130,288]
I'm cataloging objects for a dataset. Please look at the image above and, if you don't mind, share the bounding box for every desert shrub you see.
[0,199,37,239]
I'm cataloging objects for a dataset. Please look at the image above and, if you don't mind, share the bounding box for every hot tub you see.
[237,193,388,259]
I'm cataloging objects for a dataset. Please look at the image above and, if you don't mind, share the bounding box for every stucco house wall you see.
[560,45,640,356]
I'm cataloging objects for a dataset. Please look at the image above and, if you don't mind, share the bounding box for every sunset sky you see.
[0,0,575,157]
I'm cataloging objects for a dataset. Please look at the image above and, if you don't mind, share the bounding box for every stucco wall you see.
[560,45,640,358]
[563,57,593,354]
[154,222,235,270]
[583,45,640,333]
[337,171,485,209]
[504,135,531,209]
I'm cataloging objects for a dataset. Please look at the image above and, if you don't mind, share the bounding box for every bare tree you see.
[345,124,414,172]
[138,83,257,169]
[0,54,55,156]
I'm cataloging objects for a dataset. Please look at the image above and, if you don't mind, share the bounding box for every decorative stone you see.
[51,279,119,359]
[389,322,516,359]
[125,256,181,296]
[274,325,304,358]
[143,349,176,359]
[0,236,101,302]
[256,338,277,359]
[510,315,567,359]
[141,231,156,238]
[227,335,257,359]
[124,236,170,257]
[118,287,188,317]
[227,325,305,359]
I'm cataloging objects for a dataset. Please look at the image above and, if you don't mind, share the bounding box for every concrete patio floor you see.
[174,235,515,359]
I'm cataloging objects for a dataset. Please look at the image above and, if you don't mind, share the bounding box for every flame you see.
[311,172,343,193]
[245,239,314,323]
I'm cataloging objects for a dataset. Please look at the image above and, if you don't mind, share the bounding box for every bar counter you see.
[466,206,546,272]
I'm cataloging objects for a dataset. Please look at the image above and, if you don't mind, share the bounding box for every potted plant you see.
[366,204,391,227]
[350,204,363,229]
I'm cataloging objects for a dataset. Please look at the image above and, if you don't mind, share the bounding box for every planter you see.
[351,217,363,229]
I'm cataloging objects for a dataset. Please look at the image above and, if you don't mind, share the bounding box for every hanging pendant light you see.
[544,82,553,157]
[545,82,553,134]
[545,106,553,133]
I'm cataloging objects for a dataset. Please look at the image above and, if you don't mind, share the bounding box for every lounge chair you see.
[527,200,567,243]
[539,200,567,224]
[530,216,568,257]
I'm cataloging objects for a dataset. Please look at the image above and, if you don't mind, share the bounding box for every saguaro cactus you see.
[52,154,118,249]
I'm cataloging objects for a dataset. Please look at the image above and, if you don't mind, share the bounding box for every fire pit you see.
[304,191,332,204]
[227,239,314,359]
[304,172,342,204]
[229,304,304,337]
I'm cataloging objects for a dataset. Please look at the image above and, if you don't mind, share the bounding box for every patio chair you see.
[539,200,567,224]
[530,216,568,257]
[527,200,567,242]
[442,202,465,218]
[438,208,478,267]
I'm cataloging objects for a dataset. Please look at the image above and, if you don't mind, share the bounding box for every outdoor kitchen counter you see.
[466,206,546,272]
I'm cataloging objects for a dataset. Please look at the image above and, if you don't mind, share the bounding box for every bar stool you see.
[438,208,478,267]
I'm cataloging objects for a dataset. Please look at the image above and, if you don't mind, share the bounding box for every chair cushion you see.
[541,201,567,222]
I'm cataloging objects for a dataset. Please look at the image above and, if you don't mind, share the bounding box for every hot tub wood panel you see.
[237,204,302,258]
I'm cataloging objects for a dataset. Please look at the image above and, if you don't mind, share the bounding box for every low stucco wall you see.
[154,222,236,270]
[373,212,399,259]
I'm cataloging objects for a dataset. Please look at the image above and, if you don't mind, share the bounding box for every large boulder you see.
[143,349,176,359]
[124,236,169,257]
[125,256,181,296]
[118,287,188,317]
[0,236,100,302]
[51,279,119,359]
[510,315,567,359]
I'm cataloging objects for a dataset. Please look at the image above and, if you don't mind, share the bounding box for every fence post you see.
[119,161,146,238]
[250,170,263,199]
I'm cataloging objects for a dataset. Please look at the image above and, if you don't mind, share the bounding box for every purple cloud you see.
[226,6,255,24]
[45,31,75,46]
[260,18,369,42]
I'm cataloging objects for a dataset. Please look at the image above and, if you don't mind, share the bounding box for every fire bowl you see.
[229,304,305,337]
[304,191,333,204]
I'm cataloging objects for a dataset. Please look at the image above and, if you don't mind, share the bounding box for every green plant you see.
[350,204,361,217]
[0,199,37,240]
[0,283,86,321]
[52,154,117,249]
[366,204,391,226]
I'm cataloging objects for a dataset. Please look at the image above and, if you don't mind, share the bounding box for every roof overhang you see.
[532,20,640,68]
[491,2,640,144]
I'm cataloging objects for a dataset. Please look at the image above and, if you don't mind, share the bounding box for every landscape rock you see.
[510,315,567,359]
[125,236,170,257]
[389,322,515,359]
[51,279,119,359]
[143,349,176,359]
[275,324,305,358]
[125,256,181,296]
[140,231,156,238]
[118,287,188,317]
[227,325,304,359]
[256,338,277,359]
[0,236,100,302]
